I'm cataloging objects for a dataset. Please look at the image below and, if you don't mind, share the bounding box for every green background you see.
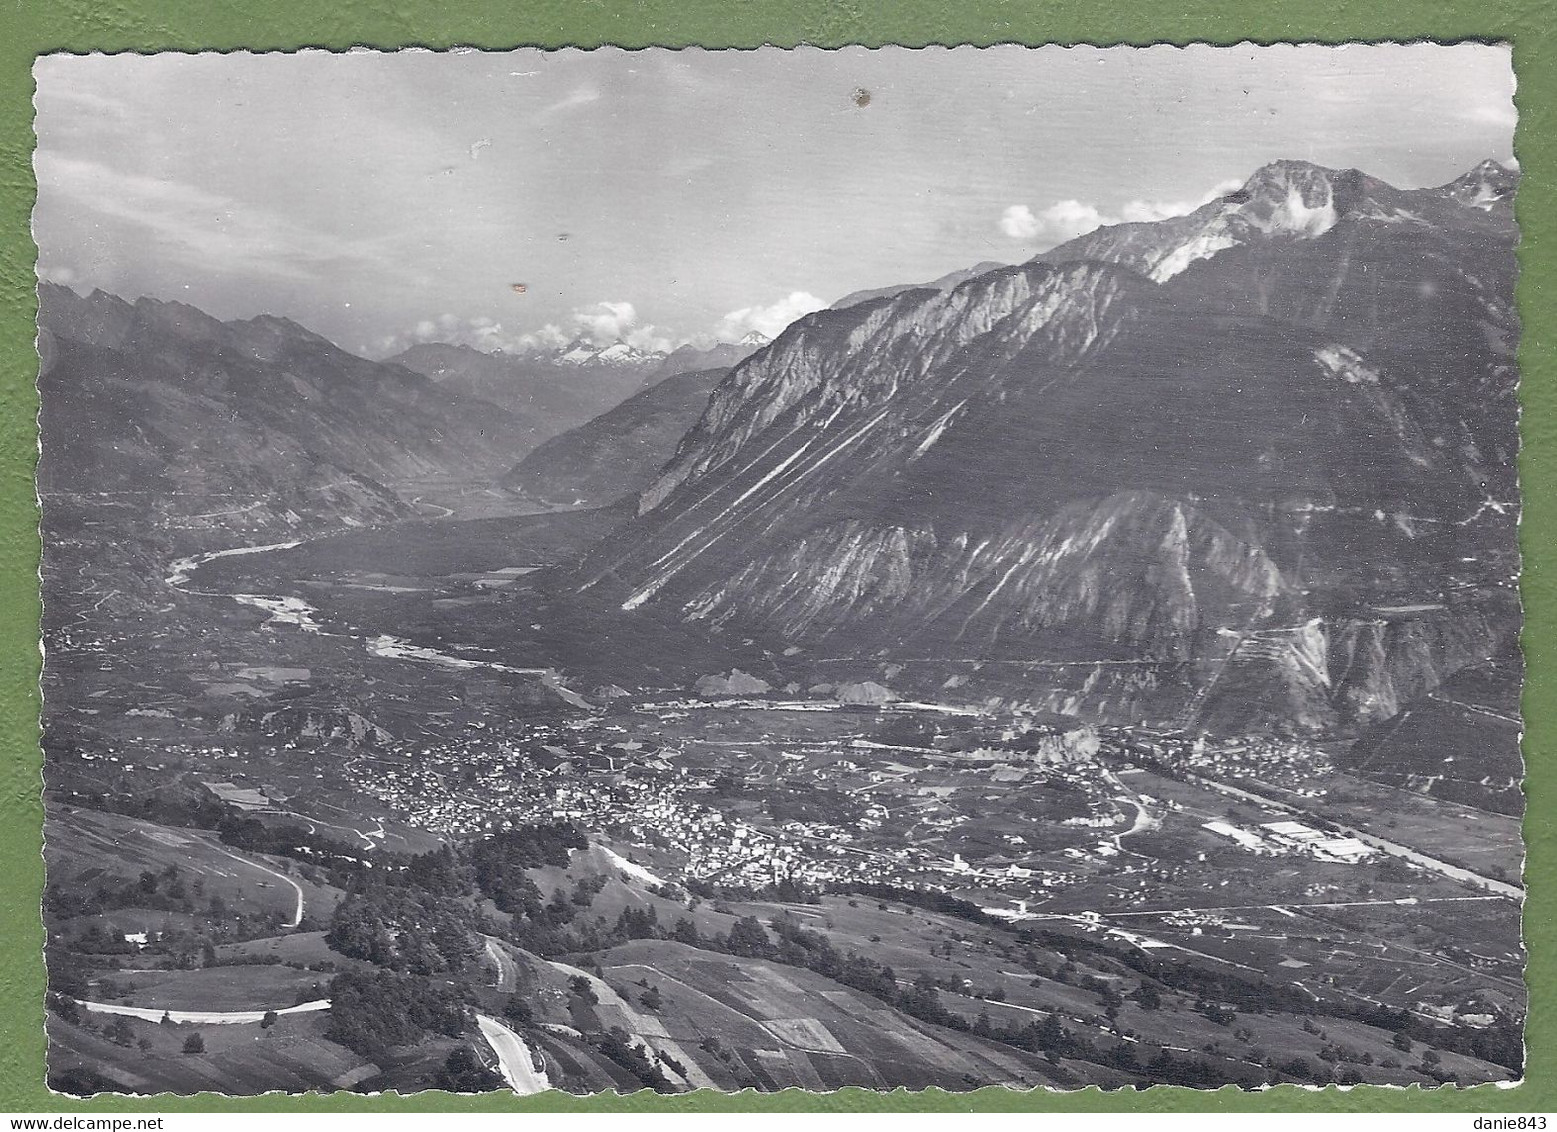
[1,0,1551,1114]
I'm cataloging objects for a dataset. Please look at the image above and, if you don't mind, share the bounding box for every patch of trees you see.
[647,911,1282,1089]
[1025,925,1523,1073]
[44,864,193,919]
[63,788,227,835]
[686,876,821,904]
[55,797,387,890]
[399,845,476,896]
[592,1026,676,1092]
[836,883,999,927]
[45,948,92,998]
[48,1065,118,1097]
[433,1046,506,1093]
[568,974,599,1005]
[216,814,368,878]
[103,1017,138,1047]
[471,823,587,912]
[325,886,481,976]
[325,970,468,1059]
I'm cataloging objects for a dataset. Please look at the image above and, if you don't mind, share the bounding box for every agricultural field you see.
[587,939,1122,1091]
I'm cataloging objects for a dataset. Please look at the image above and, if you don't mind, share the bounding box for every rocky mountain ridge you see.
[390,335,769,454]
[37,284,522,544]
[502,366,730,508]
[568,159,1520,737]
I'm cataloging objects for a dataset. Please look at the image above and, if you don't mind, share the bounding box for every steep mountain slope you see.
[1039,159,1516,283]
[502,367,728,508]
[390,337,768,454]
[37,285,521,541]
[832,262,1009,310]
[641,335,767,388]
[387,342,649,458]
[1344,652,1523,814]
[571,161,1519,736]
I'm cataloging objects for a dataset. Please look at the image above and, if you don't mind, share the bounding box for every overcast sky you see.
[33,44,1516,358]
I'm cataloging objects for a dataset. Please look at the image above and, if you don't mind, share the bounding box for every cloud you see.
[538,85,601,118]
[35,152,418,287]
[1000,177,1249,246]
[999,200,1108,243]
[1119,179,1245,223]
[1041,200,1111,242]
[383,289,848,360]
[567,300,674,353]
[999,204,1040,239]
[716,291,827,341]
[515,323,571,351]
[1458,101,1518,128]
[39,84,129,122]
[572,300,638,344]
[378,299,674,357]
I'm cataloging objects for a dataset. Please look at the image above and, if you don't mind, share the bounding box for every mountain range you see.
[568,159,1521,738]
[389,334,768,443]
[831,262,1009,310]
[37,285,530,541]
[502,367,732,508]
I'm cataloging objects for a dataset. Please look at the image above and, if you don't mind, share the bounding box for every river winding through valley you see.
[166,538,590,704]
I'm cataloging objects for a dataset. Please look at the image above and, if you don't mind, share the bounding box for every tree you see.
[261,1010,278,1029]
[324,970,468,1059]
[504,995,535,1027]
[433,1047,505,1093]
[640,985,664,1011]
[1392,1032,1413,1053]
[182,1031,205,1054]
[568,974,599,1005]
[725,916,772,958]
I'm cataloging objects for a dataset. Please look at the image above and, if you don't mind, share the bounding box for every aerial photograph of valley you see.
[32,43,1524,1094]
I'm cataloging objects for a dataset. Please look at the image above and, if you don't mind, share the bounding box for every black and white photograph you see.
[33,43,1524,1095]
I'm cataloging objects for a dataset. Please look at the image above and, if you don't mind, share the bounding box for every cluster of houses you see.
[1121,729,1336,797]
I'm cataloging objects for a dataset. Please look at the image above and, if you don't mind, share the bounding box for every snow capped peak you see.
[1442,158,1518,211]
[1226,160,1348,238]
[557,339,600,364]
[737,330,772,347]
[549,337,668,366]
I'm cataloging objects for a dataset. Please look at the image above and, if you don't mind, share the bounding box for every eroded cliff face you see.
[1326,610,1513,725]
[571,160,1520,737]
[638,261,1142,517]
[683,492,1281,658]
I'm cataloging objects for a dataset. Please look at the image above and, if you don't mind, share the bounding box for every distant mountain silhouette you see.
[37,284,522,536]
[502,367,729,509]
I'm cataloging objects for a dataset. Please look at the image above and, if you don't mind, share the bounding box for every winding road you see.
[475,1013,551,1094]
[79,999,330,1025]
[206,840,306,927]
[484,936,518,992]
